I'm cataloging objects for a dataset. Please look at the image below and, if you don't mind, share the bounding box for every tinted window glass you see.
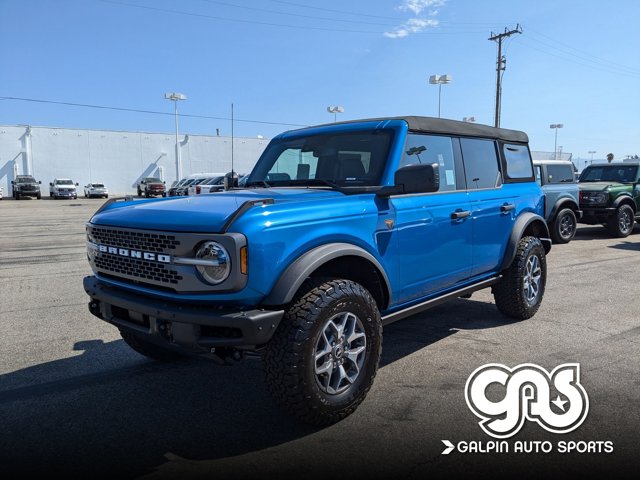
[503,144,533,179]
[546,164,575,184]
[579,165,639,183]
[399,134,457,191]
[461,138,501,189]
[249,131,392,187]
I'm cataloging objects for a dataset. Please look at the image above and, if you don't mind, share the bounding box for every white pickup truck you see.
[49,178,79,199]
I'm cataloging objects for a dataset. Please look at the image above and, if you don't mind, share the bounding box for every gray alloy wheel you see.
[552,208,577,244]
[607,204,635,238]
[313,311,367,395]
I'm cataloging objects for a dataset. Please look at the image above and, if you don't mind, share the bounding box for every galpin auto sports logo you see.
[465,363,589,439]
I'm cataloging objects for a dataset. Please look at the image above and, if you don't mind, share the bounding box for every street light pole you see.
[588,150,596,165]
[165,92,187,180]
[429,75,452,118]
[550,123,563,160]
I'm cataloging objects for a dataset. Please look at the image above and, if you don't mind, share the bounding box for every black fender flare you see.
[549,197,579,222]
[262,243,392,307]
[500,213,551,271]
[612,194,636,212]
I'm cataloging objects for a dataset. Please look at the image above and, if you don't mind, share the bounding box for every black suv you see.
[12,175,42,200]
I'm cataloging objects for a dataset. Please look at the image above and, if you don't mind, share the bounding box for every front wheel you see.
[552,208,577,244]
[493,236,547,320]
[607,204,635,238]
[263,278,382,426]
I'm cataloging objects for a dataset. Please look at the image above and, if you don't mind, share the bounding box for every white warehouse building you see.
[0,125,270,195]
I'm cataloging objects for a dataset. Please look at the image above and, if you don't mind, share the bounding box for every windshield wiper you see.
[289,179,343,189]
[244,180,271,188]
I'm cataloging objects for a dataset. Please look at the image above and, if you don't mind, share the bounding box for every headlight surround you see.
[195,241,231,285]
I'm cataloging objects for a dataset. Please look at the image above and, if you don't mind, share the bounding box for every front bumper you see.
[579,206,616,223]
[17,190,40,197]
[83,276,283,351]
[54,191,77,198]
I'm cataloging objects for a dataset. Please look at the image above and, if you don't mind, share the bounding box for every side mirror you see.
[75,182,79,186]
[38,181,42,184]
[163,181,166,184]
[49,182,53,186]
[378,163,440,197]
[11,181,14,185]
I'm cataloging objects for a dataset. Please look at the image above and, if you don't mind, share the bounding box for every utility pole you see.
[488,25,522,128]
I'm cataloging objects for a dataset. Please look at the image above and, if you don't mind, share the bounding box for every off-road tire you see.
[137,188,142,197]
[263,278,382,426]
[120,330,184,361]
[36,193,41,200]
[552,208,577,244]
[145,189,150,198]
[607,204,635,238]
[493,236,546,320]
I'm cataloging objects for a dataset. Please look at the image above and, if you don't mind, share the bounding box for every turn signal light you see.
[240,246,248,275]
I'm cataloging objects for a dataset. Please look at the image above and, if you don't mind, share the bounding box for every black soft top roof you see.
[316,116,528,144]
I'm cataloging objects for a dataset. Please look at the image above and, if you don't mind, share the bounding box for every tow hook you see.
[209,347,244,365]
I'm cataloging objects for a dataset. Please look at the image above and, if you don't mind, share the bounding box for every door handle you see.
[500,203,515,213]
[451,210,472,220]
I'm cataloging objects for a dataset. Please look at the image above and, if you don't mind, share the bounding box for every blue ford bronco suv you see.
[84,117,551,425]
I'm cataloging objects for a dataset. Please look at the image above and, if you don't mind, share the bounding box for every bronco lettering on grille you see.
[95,244,171,263]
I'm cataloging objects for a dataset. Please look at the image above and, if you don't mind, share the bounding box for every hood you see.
[90,188,345,233]
[579,181,628,192]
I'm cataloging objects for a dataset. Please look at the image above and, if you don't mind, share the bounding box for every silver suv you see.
[533,160,582,243]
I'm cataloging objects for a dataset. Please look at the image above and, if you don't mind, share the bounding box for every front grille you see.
[94,254,183,285]
[88,226,180,253]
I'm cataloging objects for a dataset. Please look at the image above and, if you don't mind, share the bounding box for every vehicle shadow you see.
[0,298,510,477]
[573,224,639,240]
[608,240,640,251]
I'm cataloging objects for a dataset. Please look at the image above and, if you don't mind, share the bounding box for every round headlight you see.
[196,241,231,285]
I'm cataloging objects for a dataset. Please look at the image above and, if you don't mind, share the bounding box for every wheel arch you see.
[262,243,392,310]
[549,197,580,222]
[612,194,636,212]
[500,213,551,271]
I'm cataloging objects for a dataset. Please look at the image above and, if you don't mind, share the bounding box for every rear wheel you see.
[552,208,577,244]
[36,192,41,200]
[607,204,635,238]
[264,278,382,425]
[493,236,546,320]
[120,330,184,361]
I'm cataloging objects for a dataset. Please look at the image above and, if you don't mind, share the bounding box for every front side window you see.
[399,134,458,191]
[461,138,501,190]
[546,165,575,184]
[248,131,393,188]
[502,143,533,180]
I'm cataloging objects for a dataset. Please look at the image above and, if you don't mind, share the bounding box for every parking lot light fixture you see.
[429,74,452,118]
[588,150,596,165]
[165,92,187,180]
[327,106,344,123]
[550,123,564,160]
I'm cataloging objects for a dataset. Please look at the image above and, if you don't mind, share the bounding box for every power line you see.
[0,96,308,127]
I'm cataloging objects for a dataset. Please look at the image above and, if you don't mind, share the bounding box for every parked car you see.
[168,178,188,196]
[49,178,78,199]
[136,177,166,197]
[533,160,581,243]
[187,173,226,195]
[578,162,640,237]
[12,175,42,200]
[0,186,3,200]
[84,116,550,425]
[84,183,109,198]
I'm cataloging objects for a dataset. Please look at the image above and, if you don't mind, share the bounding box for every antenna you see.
[231,103,234,177]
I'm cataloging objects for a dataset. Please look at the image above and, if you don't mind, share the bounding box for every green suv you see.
[578,162,640,237]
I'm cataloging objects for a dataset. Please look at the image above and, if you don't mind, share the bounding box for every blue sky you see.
[1,0,639,162]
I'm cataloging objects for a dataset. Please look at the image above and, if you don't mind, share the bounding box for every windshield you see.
[204,176,224,185]
[91,184,105,188]
[579,165,638,183]
[144,177,162,183]
[247,130,393,188]
[57,180,73,185]
[16,177,36,183]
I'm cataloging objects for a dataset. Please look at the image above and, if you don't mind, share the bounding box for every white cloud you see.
[385,1,446,39]
[384,17,439,39]
[398,0,446,16]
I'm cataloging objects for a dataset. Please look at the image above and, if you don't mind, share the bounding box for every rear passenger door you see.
[460,138,517,277]
[392,134,472,303]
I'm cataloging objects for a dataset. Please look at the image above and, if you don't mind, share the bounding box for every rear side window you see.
[546,164,575,184]
[502,143,533,180]
[460,138,501,190]
[399,134,459,191]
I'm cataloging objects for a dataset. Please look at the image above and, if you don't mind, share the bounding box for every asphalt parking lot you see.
[1,197,638,479]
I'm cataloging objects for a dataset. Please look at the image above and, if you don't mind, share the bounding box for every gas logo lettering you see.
[465,363,589,439]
